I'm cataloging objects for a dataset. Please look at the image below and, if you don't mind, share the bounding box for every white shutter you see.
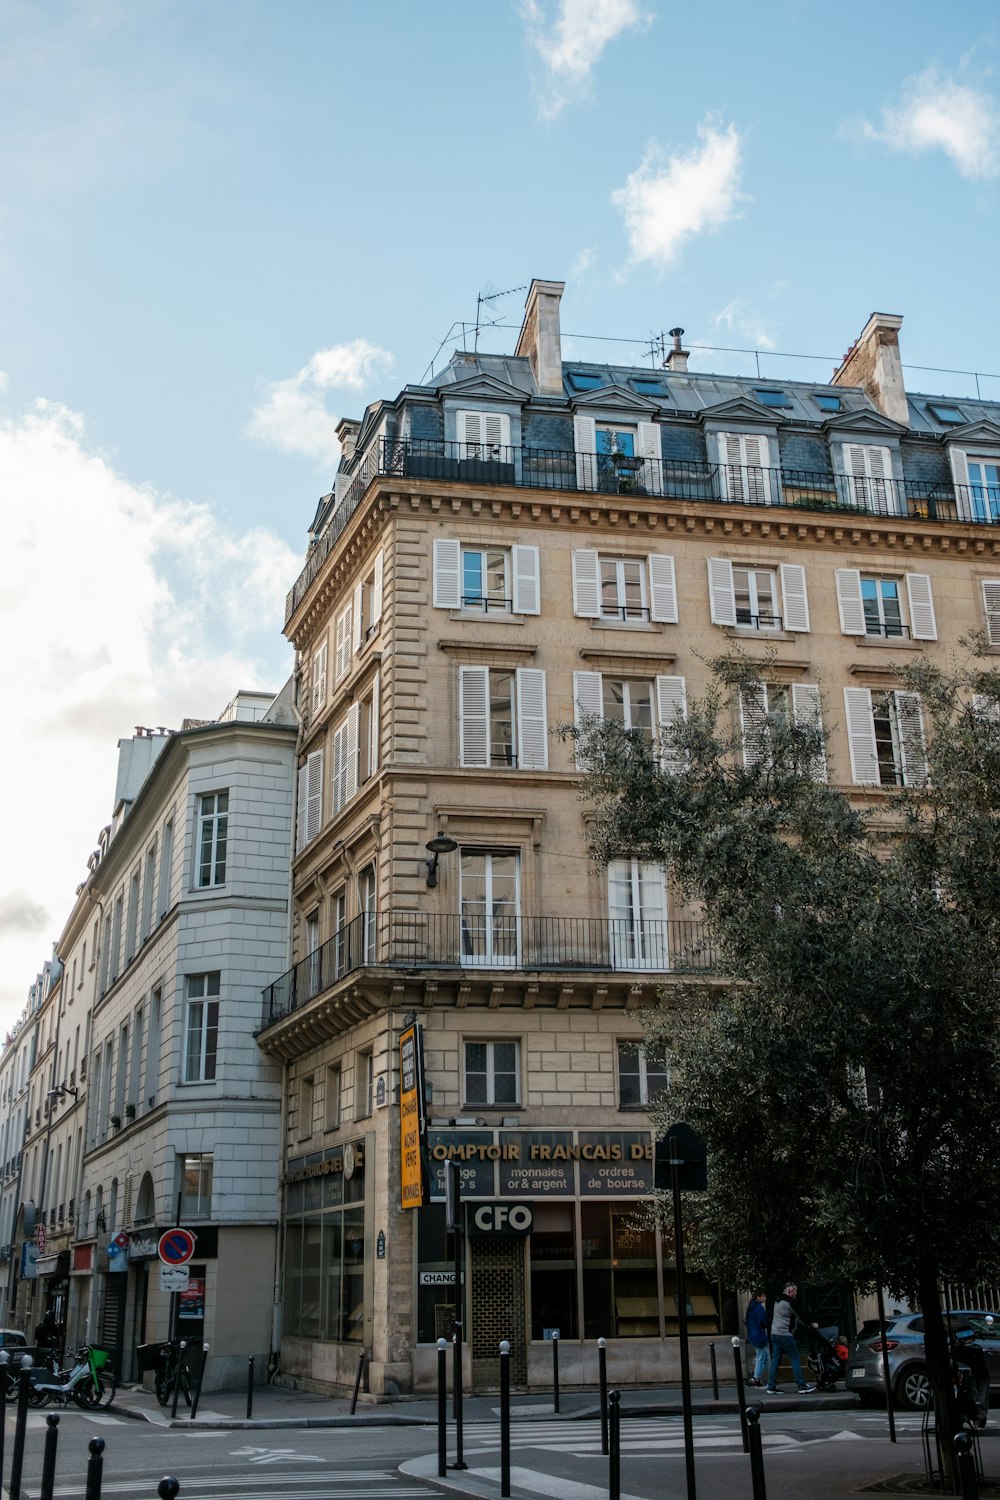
[949,447,971,518]
[345,702,360,802]
[516,668,548,770]
[655,675,687,772]
[369,672,380,773]
[895,692,927,785]
[905,573,937,641]
[844,443,892,512]
[459,666,490,768]
[573,670,603,770]
[331,722,347,812]
[972,692,1000,722]
[311,641,328,715]
[371,549,384,625]
[779,564,810,632]
[353,581,364,654]
[743,433,771,504]
[792,683,827,782]
[982,580,1000,646]
[707,557,736,626]
[835,569,866,636]
[572,549,601,618]
[335,606,352,679]
[511,545,541,615]
[296,765,308,852]
[647,554,678,623]
[843,688,879,785]
[638,421,662,495]
[459,410,484,449]
[433,538,462,609]
[306,749,324,841]
[739,684,769,768]
[574,414,597,491]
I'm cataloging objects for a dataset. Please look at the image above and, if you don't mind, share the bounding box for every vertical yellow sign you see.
[399,1023,423,1209]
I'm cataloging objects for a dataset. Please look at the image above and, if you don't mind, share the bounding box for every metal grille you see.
[471,1236,526,1389]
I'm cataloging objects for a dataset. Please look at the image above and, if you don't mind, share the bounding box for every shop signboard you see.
[399,1022,425,1210]
[499,1132,576,1197]
[428,1128,657,1199]
[577,1130,655,1196]
[427,1130,496,1199]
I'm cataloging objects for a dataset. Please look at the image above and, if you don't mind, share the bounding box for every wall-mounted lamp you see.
[47,1085,79,1105]
[425,832,458,888]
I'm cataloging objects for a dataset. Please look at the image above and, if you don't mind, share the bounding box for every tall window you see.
[459,666,548,771]
[306,912,321,997]
[298,1074,315,1140]
[600,557,647,621]
[125,870,140,962]
[861,577,904,638]
[141,840,156,943]
[844,687,927,788]
[596,426,639,493]
[184,973,220,1082]
[359,867,377,964]
[325,1065,342,1131]
[967,460,1000,523]
[733,566,780,630]
[178,1152,213,1217]
[602,678,654,740]
[460,851,520,967]
[356,1049,373,1119]
[608,859,667,970]
[159,819,174,918]
[464,1040,520,1106]
[332,890,347,979]
[617,1041,669,1108]
[463,548,510,612]
[197,792,228,886]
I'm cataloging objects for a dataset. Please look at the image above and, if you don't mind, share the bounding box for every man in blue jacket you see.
[745,1289,769,1386]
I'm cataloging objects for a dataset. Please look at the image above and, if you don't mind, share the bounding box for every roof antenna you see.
[474,283,528,352]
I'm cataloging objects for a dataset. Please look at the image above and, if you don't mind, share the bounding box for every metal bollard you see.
[732,1336,749,1454]
[746,1407,767,1500]
[0,1348,8,1480]
[39,1413,60,1500]
[157,1482,181,1499]
[84,1436,106,1500]
[437,1339,448,1478]
[246,1355,255,1420]
[709,1341,719,1400]
[609,1389,621,1500]
[189,1343,209,1421]
[955,1432,980,1500]
[8,1355,34,1500]
[500,1340,511,1499]
[171,1340,187,1420]
[598,1337,609,1457]
[451,1331,467,1470]
[552,1328,560,1414]
[350,1348,365,1416]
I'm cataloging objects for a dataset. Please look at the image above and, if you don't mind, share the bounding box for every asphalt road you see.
[3,1403,995,1500]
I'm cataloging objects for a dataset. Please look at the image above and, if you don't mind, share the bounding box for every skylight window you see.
[567,371,604,392]
[632,377,667,396]
[814,394,842,412]
[927,403,965,425]
[754,389,792,408]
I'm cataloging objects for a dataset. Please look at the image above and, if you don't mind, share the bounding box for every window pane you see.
[618,1043,642,1107]
[463,552,483,604]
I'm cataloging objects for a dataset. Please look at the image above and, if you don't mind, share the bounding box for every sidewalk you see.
[110,1379,860,1429]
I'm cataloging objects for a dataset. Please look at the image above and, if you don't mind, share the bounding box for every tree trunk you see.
[917,1261,959,1490]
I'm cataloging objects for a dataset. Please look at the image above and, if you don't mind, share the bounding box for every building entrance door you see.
[470,1235,526,1389]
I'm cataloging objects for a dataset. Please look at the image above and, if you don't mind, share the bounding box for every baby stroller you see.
[807,1326,849,1391]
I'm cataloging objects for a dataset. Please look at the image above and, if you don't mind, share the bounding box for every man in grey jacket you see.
[765,1282,816,1393]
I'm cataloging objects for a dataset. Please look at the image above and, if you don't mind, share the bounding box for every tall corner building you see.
[259,278,1000,1395]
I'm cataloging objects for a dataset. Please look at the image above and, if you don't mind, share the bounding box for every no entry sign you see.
[158,1228,196,1266]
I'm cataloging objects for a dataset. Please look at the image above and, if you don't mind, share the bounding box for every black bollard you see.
[598,1337,609,1457]
[0,1348,9,1480]
[436,1338,448,1478]
[350,1348,365,1416]
[171,1341,187,1421]
[552,1329,560,1414]
[157,1482,181,1499]
[609,1389,621,1500]
[746,1406,767,1500]
[500,1339,511,1499]
[732,1336,749,1454]
[8,1355,34,1500]
[246,1355,255,1420]
[189,1343,209,1421]
[450,1331,467,1470]
[39,1412,60,1500]
[709,1342,719,1401]
[955,1432,980,1500]
[84,1436,106,1500]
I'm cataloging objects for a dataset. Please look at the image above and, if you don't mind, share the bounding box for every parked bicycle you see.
[138,1339,194,1406]
[21,1343,116,1408]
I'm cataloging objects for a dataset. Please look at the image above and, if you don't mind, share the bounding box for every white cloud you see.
[0,371,9,392]
[715,298,776,351]
[522,0,651,121]
[248,339,394,468]
[0,395,298,1032]
[859,69,1000,182]
[612,119,745,269]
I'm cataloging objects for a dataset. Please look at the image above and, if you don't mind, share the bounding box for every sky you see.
[2,0,1000,1031]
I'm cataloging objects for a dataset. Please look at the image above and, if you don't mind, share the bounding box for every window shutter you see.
[949,446,971,517]
[905,573,937,641]
[345,703,360,802]
[311,641,328,715]
[744,433,771,504]
[739,684,769,768]
[331,723,347,813]
[843,688,879,785]
[572,549,601,618]
[574,414,597,491]
[511,545,541,615]
[433,538,462,609]
[573,670,603,770]
[335,606,352,679]
[516,668,548,770]
[296,765,308,852]
[459,410,484,448]
[779,563,810,632]
[982,580,1000,646]
[791,683,827,782]
[369,673,380,773]
[484,412,510,450]
[459,666,490,768]
[894,691,928,786]
[707,556,736,626]
[717,432,736,501]
[371,549,384,625]
[655,675,687,772]
[647,554,678,623]
[835,569,866,635]
[353,581,364,653]
[972,692,1000,723]
[306,749,324,841]
[637,421,662,495]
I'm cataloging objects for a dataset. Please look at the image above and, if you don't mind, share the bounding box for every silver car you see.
[845,1310,1000,1410]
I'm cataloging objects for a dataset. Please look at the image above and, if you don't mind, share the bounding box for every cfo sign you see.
[469,1202,533,1236]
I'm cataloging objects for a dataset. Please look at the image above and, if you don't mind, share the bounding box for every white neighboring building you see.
[0,972,47,1325]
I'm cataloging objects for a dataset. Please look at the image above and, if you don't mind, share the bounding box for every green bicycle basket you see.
[89,1347,109,1371]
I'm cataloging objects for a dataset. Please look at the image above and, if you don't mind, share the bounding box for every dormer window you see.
[927,403,965,425]
[814,394,842,412]
[632,377,667,397]
[567,371,604,391]
[753,389,792,408]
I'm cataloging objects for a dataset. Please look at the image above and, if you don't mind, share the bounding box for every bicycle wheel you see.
[180,1366,193,1407]
[73,1374,106,1409]
[26,1384,52,1407]
[154,1370,172,1406]
[98,1372,117,1408]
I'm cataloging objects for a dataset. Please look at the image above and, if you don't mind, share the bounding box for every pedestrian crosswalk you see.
[456,1416,863,1458]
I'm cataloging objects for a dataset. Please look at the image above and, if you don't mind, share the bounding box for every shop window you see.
[529,1203,578,1339]
[581,1203,659,1339]
[416,1205,465,1345]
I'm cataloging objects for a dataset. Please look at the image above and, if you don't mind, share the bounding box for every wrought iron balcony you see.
[285,437,985,623]
[258,911,718,1033]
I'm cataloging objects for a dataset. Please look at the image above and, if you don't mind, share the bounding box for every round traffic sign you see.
[158,1228,196,1266]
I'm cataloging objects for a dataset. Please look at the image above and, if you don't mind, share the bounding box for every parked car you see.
[0,1330,28,1349]
[846,1310,1000,1410]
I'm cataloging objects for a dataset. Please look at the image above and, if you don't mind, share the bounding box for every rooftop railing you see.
[258,911,719,1033]
[285,437,979,621]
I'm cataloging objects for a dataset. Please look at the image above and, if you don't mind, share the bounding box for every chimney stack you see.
[516,279,565,396]
[336,417,361,462]
[831,313,908,426]
[665,327,689,374]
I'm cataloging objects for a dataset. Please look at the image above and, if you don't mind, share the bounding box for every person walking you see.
[765,1282,816,1393]
[745,1289,770,1386]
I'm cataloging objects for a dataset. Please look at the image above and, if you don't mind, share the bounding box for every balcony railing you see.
[259,911,719,1032]
[285,438,989,622]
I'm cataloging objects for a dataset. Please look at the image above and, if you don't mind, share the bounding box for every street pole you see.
[670,1133,697,1500]
[446,1161,466,1471]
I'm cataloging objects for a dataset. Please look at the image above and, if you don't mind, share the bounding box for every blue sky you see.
[2,0,1000,1026]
